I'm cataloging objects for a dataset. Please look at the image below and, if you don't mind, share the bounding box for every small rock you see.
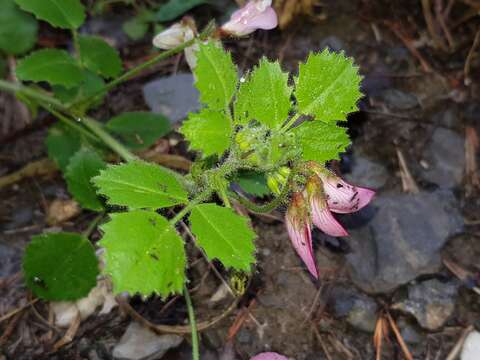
[344,190,463,293]
[52,279,117,328]
[344,155,389,189]
[4,206,33,230]
[392,279,459,330]
[319,36,345,52]
[47,199,81,225]
[431,108,458,128]
[329,286,378,332]
[461,331,480,360]
[143,74,200,124]
[0,244,21,277]
[421,128,465,188]
[377,89,419,110]
[113,322,183,360]
[397,319,424,345]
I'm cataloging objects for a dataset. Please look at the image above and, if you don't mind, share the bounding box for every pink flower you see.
[315,170,375,214]
[286,192,318,279]
[221,0,278,37]
[251,352,289,360]
[306,177,349,237]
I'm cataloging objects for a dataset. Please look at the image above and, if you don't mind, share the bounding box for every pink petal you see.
[322,177,375,214]
[310,197,349,237]
[251,352,289,360]
[221,0,278,36]
[286,216,318,279]
[247,6,278,30]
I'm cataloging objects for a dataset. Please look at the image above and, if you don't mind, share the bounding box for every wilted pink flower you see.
[251,352,289,360]
[221,0,278,37]
[306,177,349,237]
[286,192,318,279]
[315,170,375,214]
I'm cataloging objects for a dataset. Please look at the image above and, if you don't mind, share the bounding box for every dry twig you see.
[396,148,420,193]
[464,28,480,85]
[117,295,239,335]
[386,312,414,360]
[465,126,480,196]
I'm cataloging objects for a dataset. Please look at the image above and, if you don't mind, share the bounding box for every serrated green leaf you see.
[23,232,99,300]
[46,123,82,171]
[295,49,362,122]
[293,121,351,163]
[106,112,171,150]
[235,171,271,197]
[189,203,256,271]
[194,41,238,111]
[99,210,186,296]
[16,49,83,88]
[52,69,105,106]
[93,160,188,209]
[235,58,292,128]
[15,0,85,29]
[78,35,122,79]
[180,109,232,157]
[65,149,106,211]
[0,0,37,55]
[154,0,207,22]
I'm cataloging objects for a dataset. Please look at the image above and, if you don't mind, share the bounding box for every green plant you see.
[0,1,367,358]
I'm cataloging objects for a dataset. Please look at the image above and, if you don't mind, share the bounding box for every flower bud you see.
[152,18,199,69]
[267,175,281,195]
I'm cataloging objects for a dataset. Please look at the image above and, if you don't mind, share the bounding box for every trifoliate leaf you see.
[189,203,256,271]
[99,210,186,296]
[235,58,292,128]
[52,69,105,106]
[93,160,188,209]
[78,35,122,79]
[194,41,238,111]
[65,149,106,211]
[106,112,171,150]
[180,109,232,157]
[16,49,84,88]
[15,0,85,29]
[0,0,37,55]
[293,121,351,163]
[23,232,99,301]
[235,171,271,197]
[153,0,207,22]
[295,49,362,122]
[46,123,82,171]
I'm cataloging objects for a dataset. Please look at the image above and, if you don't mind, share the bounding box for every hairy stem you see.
[184,285,200,360]
[232,166,297,213]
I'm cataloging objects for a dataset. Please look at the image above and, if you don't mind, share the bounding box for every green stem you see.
[232,166,297,213]
[47,107,100,144]
[0,80,65,109]
[81,116,137,162]
[82,212,105,238]
[184,284,200,360]
[72,30,81,63]
[169,190,212,226]
[0,79,136,163]
[70,21,216,110]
